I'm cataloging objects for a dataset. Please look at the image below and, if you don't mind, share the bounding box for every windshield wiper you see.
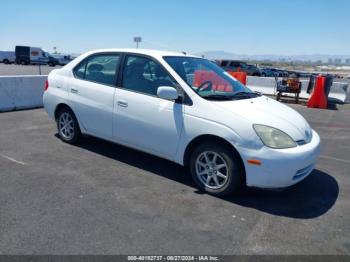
[231,91,261,98]
[201,94,234,100]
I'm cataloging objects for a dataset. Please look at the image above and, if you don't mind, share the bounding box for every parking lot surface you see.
[0,104,349,254]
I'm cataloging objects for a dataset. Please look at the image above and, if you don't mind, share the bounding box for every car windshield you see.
[163,56,259,100]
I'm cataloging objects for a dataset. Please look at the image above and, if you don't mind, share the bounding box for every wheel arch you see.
[183,134,246,176]
[54,103,73,120]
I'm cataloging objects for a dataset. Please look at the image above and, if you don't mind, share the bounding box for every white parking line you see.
[320,155,350,164]
[0,154,27,165]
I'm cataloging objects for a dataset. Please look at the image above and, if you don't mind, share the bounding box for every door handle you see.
[117,100,128,108]
[71,88,78,94]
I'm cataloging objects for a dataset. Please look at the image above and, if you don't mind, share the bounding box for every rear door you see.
[68,53,121,139]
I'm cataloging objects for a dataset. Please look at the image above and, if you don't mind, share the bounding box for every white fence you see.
[0,75,349,112]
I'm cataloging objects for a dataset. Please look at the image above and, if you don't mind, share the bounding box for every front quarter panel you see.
[175,97,261,165]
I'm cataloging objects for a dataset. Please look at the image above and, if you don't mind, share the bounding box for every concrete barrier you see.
[246,76,349,103]
[0,75,348,113]
[0,75,47,112]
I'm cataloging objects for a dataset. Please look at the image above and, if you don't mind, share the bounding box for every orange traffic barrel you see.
[228,71,247,85]
[307,75,327,109]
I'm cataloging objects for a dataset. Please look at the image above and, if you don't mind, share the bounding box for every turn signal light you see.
[247,159,262,165]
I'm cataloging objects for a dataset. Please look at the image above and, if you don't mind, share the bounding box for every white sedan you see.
[43,49,320,196]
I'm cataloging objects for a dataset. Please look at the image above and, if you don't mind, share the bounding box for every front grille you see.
[292,164,314,181]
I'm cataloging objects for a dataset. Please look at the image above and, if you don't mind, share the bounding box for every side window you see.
[230,61,239,67]
[73,54,120,85]
[122,55,176,96]
[240,63,248,69]
[85,54,120,86]
[221,61,228,67]
[74,60,87,79]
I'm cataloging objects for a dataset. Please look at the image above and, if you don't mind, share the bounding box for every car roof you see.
[85,48,199,58]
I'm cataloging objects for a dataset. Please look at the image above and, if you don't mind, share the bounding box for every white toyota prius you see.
[43,49,321,196]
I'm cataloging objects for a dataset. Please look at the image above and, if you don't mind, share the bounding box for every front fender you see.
[175,114,248,165]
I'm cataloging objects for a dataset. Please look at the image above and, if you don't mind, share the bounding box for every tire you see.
[48,62,55,67]
[56,107,81,144]
[189,143,244,196]
[3,59,9,64]
[20,60,26,65]
[276,92,281,101]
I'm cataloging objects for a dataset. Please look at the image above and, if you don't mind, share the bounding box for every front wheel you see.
[57,108,81,144]
[189,143,244,196]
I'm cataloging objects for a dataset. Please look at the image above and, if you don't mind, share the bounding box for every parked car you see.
[51,54,74,66]
[0,51,15,64]
[269,68,289,77]
[217,60,261,76]
[260,67,278,77]
[43,49,320,196]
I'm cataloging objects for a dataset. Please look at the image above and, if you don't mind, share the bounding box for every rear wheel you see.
[3,59,9,64]
[56,107,80,144]
[189,143,244,196]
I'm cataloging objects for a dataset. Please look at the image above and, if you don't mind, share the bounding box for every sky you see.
[0,0,349,55]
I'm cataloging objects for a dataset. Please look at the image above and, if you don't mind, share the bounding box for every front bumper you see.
[236,130,321,188]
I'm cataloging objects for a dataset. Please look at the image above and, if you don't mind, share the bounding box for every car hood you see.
[214,96,312,143]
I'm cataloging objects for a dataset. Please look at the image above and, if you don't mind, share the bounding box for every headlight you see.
[253,124,297,149]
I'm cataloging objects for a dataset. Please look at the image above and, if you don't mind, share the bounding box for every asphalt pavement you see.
[0,104,349,254]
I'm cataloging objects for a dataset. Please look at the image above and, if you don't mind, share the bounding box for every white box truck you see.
[15,46,58,66]
[0,51,16,64]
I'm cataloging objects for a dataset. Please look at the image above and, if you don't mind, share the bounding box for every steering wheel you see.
[197,81,213,93]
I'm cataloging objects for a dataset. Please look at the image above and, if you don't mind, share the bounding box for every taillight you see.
[44,79,49,91]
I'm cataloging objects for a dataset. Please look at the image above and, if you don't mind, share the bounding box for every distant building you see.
[345,58,350,65]
[328,58,333,64]
[334,58,342,64]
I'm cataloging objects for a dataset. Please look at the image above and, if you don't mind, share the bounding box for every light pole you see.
[133,37,142,48]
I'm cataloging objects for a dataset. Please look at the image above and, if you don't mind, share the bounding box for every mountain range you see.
[193,51,350,62]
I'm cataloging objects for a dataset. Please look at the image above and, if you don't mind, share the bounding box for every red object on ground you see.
[307,75,328,109]
[228,71,247,85]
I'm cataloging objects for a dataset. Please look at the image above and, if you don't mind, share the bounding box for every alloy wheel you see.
[195,151,229,189]
[58,112,75,140]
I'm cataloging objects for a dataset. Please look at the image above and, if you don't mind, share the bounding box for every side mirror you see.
[157,86,179,101]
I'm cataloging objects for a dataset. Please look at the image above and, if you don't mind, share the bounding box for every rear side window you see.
[74,60,87,79]
[73,54,120,86]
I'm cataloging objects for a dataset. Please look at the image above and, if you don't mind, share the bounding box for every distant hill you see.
[193,50,350,62]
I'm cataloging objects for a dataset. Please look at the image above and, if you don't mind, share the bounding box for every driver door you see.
[113,55,184,158]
